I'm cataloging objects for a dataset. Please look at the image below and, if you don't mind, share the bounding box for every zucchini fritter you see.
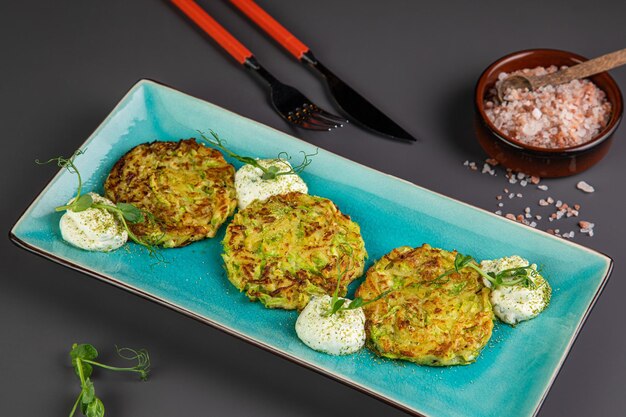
[356,244,494,366]
[222,192,367,310]
[104,139,236,248]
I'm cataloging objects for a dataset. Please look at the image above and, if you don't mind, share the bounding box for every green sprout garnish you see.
[36,150,163,260]
[326,251,537,317]
[198,130,318,180]
[435,253,537,288]
[326,245,389,316]
[68,343,150,417]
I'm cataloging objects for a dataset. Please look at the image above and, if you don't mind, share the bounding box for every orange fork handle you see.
[172,0,253,64]
[229,0,310,59]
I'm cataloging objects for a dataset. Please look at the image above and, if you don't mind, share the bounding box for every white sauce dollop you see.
[480,256,551,325]
[295,295,366,355]
[234,159,308,210]
[59,192,128,252]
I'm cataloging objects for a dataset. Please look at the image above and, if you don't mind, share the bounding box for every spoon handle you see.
[534,48,626,89]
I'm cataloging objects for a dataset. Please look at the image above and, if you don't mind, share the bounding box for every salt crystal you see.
[537,185,548,191]
[576,181,595,193]
[516,193,523,198]
[578,221,594,230]
[532,108,542,119]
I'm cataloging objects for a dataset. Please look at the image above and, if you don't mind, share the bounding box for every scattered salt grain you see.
[537,185,548,191]
[576,181,595,193]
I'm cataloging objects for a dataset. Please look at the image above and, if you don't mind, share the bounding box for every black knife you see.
[230,0,417,142]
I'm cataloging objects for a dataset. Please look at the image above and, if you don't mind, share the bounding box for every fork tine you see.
[308,113,343,129]
[298,120,332,131]
[309,105,348,124]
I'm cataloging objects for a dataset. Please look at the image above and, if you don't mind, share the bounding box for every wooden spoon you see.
[497,47,626,101]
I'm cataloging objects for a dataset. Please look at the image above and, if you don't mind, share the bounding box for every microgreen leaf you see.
[81,379,95,405]
[70,344,98,379]
[454,253,474,272]
[348,297,364,309]
[71,194,94,212]
[116,202,145,223]
[329,298,346,315]
[85,398,104,417]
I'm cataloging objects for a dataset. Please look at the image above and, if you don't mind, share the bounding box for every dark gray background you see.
[1,1,624,416]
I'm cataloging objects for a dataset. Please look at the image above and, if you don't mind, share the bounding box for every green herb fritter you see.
[355,244,494,366]
[104,139,237,248]
[222,192,367,310]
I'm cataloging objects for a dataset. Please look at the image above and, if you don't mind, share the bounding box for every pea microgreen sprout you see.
[326,245,389,316]
[197,130,318,180]
[36,150,163,260]
[438,253,537,289]
[69,343,150,417]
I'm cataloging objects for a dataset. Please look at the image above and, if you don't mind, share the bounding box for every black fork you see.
[172,0,346,131]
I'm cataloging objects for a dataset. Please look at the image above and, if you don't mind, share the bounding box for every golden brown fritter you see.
[222,192,367,310]
[104,139,236,248]
[356,244,494,366]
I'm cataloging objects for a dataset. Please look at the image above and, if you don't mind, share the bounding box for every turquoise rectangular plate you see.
[11,80,612,417]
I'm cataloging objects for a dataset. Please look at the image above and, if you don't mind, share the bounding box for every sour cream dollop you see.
[480,256,551,325]
[295,295,366,355]
[59,192,128,252]
[234,159,308,210]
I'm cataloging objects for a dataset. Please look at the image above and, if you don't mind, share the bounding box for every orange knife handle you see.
[172,0,253,64]
[229,0,310,59]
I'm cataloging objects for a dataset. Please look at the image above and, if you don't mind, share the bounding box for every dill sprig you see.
[37,150,163,260]
[198,130,318,180]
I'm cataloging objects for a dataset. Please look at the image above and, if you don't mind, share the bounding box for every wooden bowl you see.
[474,49,623,177]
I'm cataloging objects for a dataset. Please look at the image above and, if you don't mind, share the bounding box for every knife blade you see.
[229,0,417,142]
